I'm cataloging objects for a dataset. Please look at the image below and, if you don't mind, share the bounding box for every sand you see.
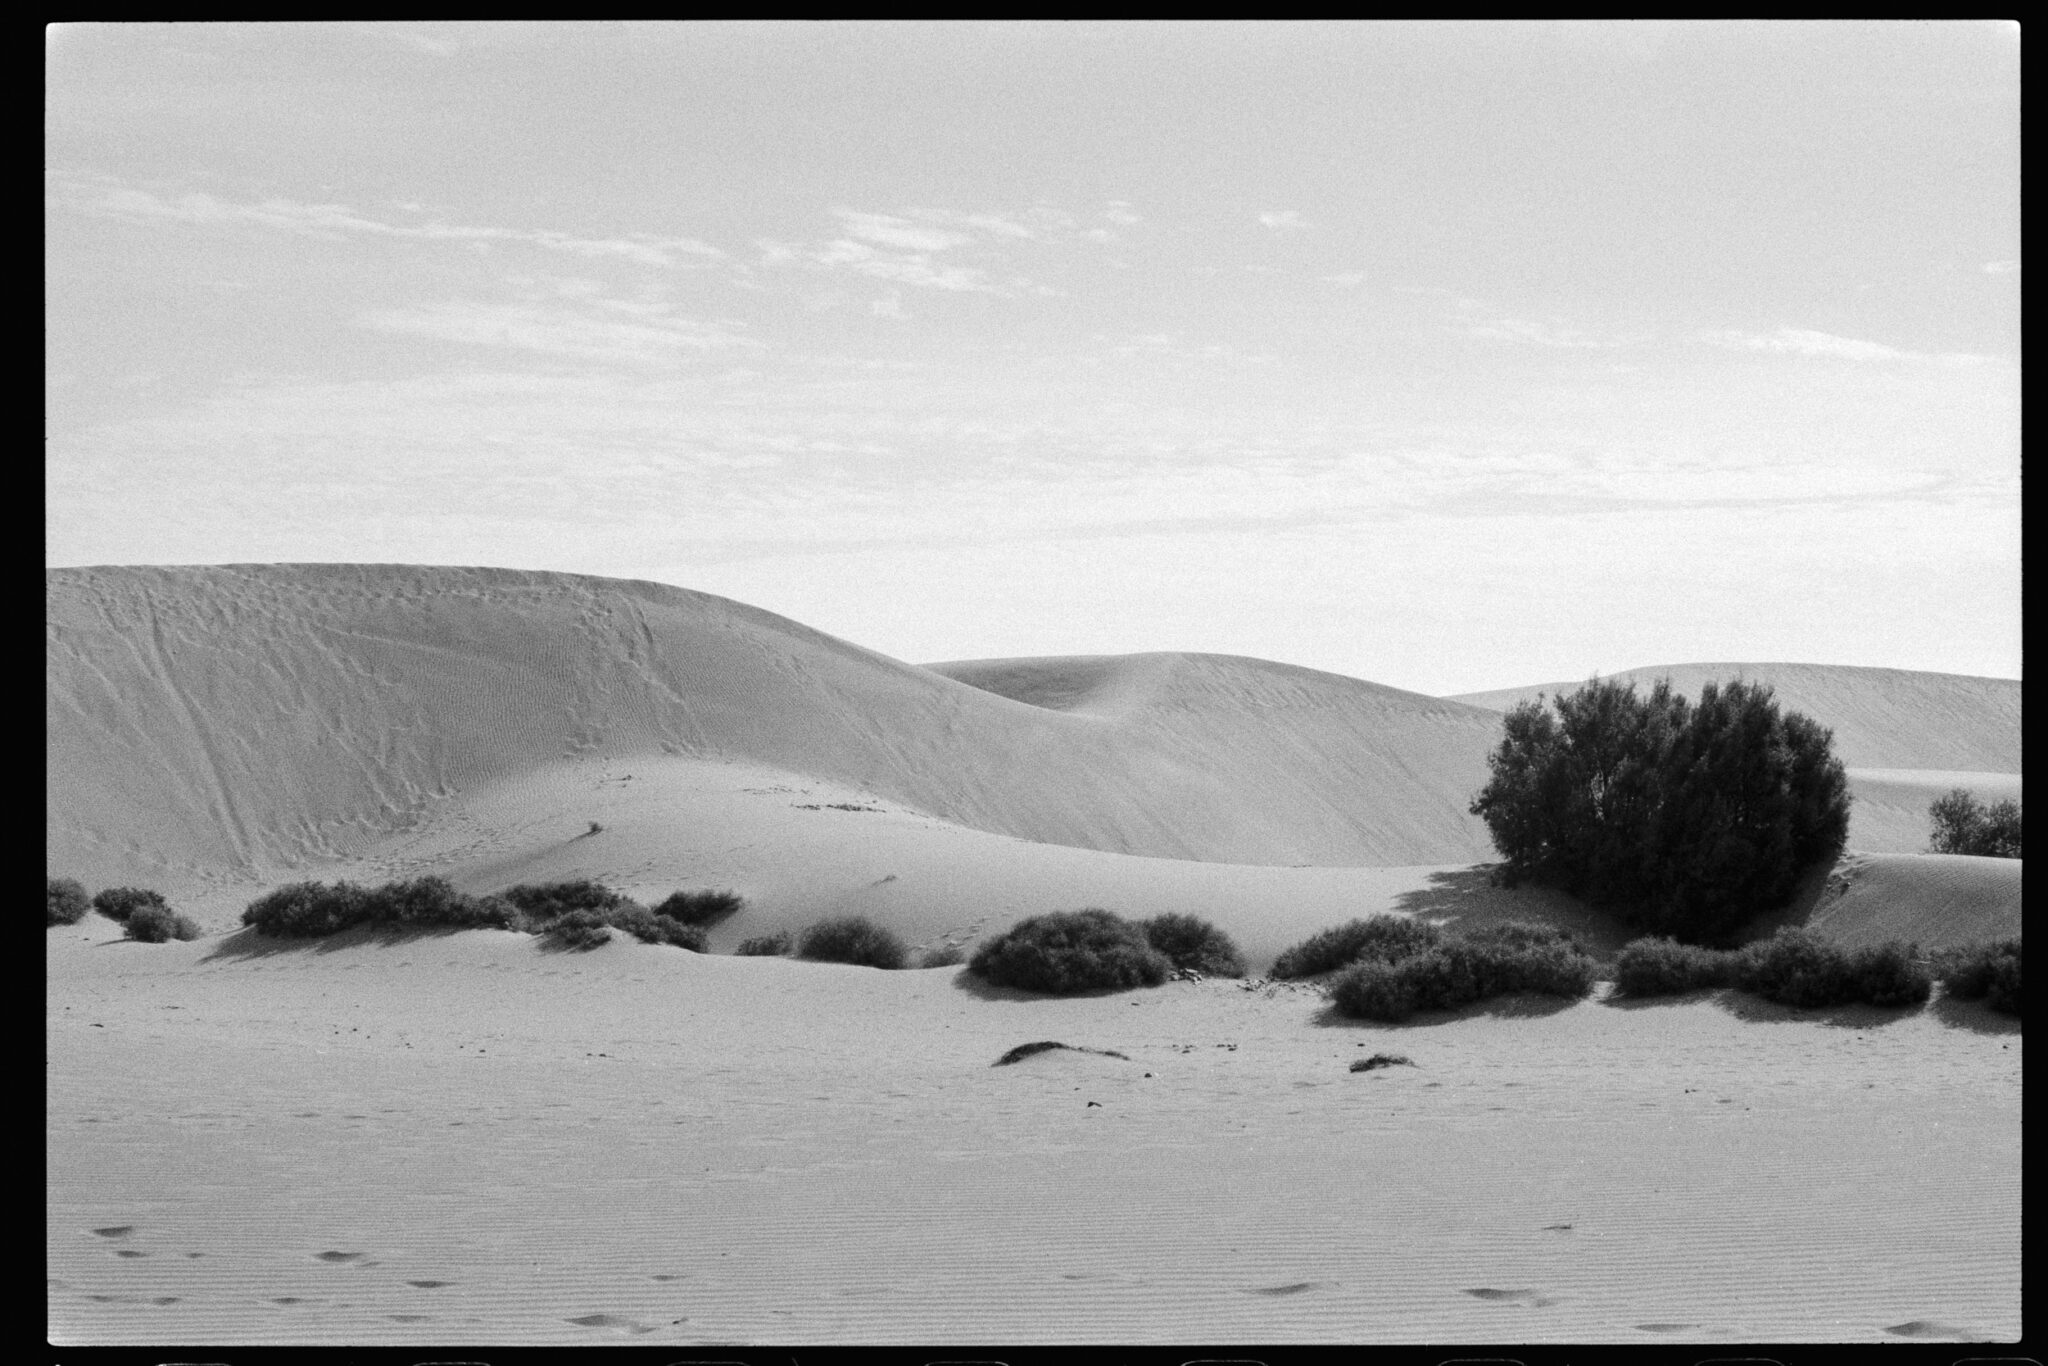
[45,564,2024,1348]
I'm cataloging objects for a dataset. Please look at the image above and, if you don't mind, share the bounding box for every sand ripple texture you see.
[48,931,2020,1346]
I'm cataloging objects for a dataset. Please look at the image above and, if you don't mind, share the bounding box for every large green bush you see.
[968,909,1172,994]
[93,886,169,924]
[125,903,203,943]
[1140,913,1246,977]
[1469,677,1850,944]
[1271,916,1444,979]
[795,916,908,969]
[1927,790,2022,859]
[48,877,92,926]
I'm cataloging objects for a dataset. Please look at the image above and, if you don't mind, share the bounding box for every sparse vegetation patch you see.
[1271,916,1443,979]
[968,909,1172,995]
[1140,913,1247,977]
[1325,920,1597,1022]
[796,915,908,969]
[735,931,792,956]
[48,877,91,926]
[1933,938,2021,1016]
[653,889,744,926]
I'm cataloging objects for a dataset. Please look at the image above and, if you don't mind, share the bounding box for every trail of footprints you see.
[70,1222,2005,1340]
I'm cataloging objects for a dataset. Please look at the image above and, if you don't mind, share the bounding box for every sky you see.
[46,21,2020,696]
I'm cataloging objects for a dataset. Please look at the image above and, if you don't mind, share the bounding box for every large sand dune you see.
[47,564,1505,903]
[45,563,2023,1348]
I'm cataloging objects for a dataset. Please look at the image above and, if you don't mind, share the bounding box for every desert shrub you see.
[92,886,168,924]
[917,943,966,968]
[1734,929,1930,1009]
[543,908,614,950]
[968,909,1172,995]
[124,904,202,943]
[1271,915,1444,979]
[653,888,745,926]
[497,879,636,926]
[598,901,706,950]
[1469,677,1850,943]
[1927,790,2022,859]
[1615,936,1738,996]
[48,877,92,926]
[1327,928,1596,1022]
[796,915,908,969]
[1140,912,1247,977]
[363,876,516,929]
[1935,939,2021,1016]
[241,881,376,936]
[735,931,791,956]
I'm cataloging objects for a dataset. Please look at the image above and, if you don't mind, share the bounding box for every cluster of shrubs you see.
[1323,921,1598,1023]
[1616,930,2022,1015]
[1615,930,1931,1009]
[1933,939,2022,1016]
[1469,677,1851,943]
[1270,916,1445,979]
[240,877,744,952]
[48,878,203,942]
[966,908,1246,995]
[1928,789,2022,859]
[727,918,966,970]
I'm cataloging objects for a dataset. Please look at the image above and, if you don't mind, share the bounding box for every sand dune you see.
[45,563,2023,1348]
[48,565,1506,904]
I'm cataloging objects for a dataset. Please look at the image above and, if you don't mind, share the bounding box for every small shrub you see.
[48,877,92,926]
[992,1040,1131,1066]
[241,881,376,937]
[1936,939,2021,1016]
[1271,916,1444,979]
[365,876,515,930]
[93,886,168,924]
[1615,937,1737,997]
[968,909,1172,995]
[1350,1052,1414,1072]
[1734,929,1931,1009]
[735,931,791,956]
[1327,959,1423,1021]
[1140,913,1247,977]
[124,904,202,943]
[498,880,634,926]
[599,901,706,950]
[544,909,614,951]
[653,889,745,926]
[917,944,966,969]
[1327,927,1597,1021]
[796,915,908,969]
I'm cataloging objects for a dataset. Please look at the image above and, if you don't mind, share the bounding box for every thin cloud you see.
[1461,317,1630,348]
[835,210,974,253]
[1703,327,1998,366]
[1257,210,1310,230]
[359,300,764,368]
[52,175,726,268]
[1324,271,1369,289]
[1983,260,2019,275]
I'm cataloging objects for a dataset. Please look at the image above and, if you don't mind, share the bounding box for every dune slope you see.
[47,565,1505,895]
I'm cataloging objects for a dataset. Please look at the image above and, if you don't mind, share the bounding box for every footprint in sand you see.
[1635,1322,1696,1333]
[566,1312,659,1335]
[388,1313,432,1323]
[91,1225,136,1239]
[1465,1287,1559,1307]
[113,1249,150,1259]
[1247,1281,1331,1296]
[407,1279,454,1288]
[1885,1319,1995,1341]
[314,1251,365,1263]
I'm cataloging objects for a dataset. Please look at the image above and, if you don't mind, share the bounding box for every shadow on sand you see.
[200,922,508,963]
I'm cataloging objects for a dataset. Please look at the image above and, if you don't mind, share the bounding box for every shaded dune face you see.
[47,565,1506,887]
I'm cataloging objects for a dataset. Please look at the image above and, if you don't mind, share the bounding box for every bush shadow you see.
[200,922,497,963]
[946,969,1153,1005]
[1390,865,1638,962]
[1604,984,1950,1031]
[1309,989,1588,1030]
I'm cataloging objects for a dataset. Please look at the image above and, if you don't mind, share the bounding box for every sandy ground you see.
[45,565,2025,1349]
[48,925,2019,1347]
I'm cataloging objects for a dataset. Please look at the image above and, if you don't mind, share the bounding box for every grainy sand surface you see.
[45,564,2024,1348]
[46,928,2021,1346]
